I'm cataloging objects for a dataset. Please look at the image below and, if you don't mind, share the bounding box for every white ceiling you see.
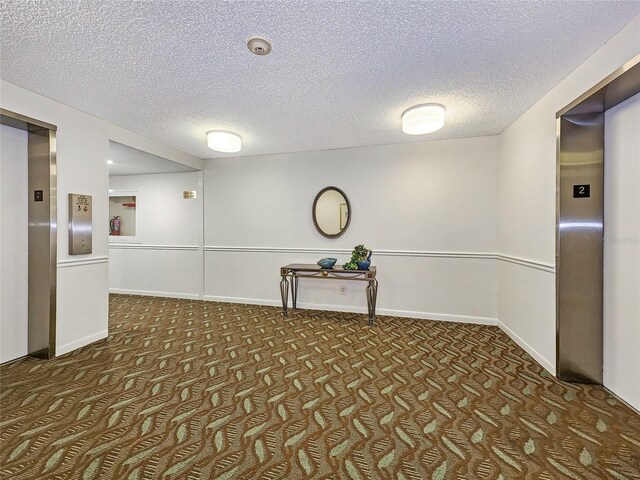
[2,1,639,159]
[109,141,198,176]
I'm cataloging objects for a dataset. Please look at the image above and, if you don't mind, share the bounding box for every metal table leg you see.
[366,279,378,325]
[280,275,289,317]
[291,274,299,309]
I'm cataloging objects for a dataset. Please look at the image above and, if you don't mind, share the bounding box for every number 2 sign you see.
[573,185,591,198]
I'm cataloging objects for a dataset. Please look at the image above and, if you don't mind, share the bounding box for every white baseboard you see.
[202,295,498,325]
[378,308,498,326]
[202,295,281,307]
[109,288,200,300]
[298,302,367,315]
[57,329,108,356]
[497,320,555,375]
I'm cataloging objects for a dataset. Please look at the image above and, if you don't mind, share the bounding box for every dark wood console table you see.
[279,264,378,325]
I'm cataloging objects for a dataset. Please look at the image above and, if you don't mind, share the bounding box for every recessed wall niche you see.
[109,193,139,241]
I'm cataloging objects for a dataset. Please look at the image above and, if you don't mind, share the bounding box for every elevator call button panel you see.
[573,184,591,198]
[68,193,92,255]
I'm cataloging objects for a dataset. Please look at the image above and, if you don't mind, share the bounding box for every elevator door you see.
[556,54,640,387]
[603,92,640,411]
[0,124,29,363]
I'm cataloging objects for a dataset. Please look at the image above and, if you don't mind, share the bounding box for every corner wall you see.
[107,136,500,324]
[108,171,203,298]
[0,80,202,356]
[497,15,640,375]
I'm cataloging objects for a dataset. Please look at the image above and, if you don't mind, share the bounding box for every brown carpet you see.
[1,294,639,479]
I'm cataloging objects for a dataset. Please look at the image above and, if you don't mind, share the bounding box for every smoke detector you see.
[247,37,272,56]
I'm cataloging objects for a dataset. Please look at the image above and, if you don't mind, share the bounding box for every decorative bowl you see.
[317,258,337,269]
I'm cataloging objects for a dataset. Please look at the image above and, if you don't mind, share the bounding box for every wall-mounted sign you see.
[68,193,92,255]
[183,191,197,199]
[34,190,43,202]
[573,184,591,198]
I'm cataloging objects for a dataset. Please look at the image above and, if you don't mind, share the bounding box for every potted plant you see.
[343,244,372,270]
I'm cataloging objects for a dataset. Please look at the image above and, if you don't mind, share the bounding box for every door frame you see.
[555,54,640,383]
[1,108,57,359]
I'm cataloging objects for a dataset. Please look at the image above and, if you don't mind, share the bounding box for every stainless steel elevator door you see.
[1,109,57,360]
[557,113,604,383]
[603,93,640,410]
[556,55,640,386]
[0,125,29,363]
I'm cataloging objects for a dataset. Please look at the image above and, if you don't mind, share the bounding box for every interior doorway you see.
[106,141,202,299]
[556,55,640,411]
[0,109,57,362]
[603,92,640,411]
[1,124,28,362]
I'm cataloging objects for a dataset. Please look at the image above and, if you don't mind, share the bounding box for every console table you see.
[279,264,378,325]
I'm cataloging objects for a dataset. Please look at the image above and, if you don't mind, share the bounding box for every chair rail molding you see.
[109,244,198,251]
[203,246,555,273]
[58,256,109,268]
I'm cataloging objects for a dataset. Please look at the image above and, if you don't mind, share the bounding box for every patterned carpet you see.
[1,295,639,479]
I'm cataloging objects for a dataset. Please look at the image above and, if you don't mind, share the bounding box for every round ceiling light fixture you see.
[401,103,446,135]
[247,37,272,56]
[207,131,242,153]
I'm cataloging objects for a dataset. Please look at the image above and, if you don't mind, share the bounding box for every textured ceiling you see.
[108,141,198,176]
[2,1,639,159]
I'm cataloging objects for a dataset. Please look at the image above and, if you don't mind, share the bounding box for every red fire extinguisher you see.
[110,216,121,236]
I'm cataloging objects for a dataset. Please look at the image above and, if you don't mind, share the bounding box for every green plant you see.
[343,244,370,269]
[351,244,370,262]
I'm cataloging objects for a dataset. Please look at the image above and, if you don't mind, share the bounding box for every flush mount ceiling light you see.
[207,131,242,153]
[401,103,446,135]
[107,160,114,165]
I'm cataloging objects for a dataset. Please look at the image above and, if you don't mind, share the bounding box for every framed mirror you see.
[312,186,351,238]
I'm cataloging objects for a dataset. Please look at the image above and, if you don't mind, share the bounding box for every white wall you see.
[603,92,640,411]
[204,136,499,323]
[1,81,111,355]
[107,137,500,324]
[1,79,202,356]
[109,171,203,298]
[0,125,29,363]
[497,16,640,375]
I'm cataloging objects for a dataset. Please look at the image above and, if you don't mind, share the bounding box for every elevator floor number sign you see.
[573,185,590,198]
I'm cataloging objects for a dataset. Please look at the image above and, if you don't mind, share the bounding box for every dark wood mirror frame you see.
[312,186,351,238]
